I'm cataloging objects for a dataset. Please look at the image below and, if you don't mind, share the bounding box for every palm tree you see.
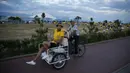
[90,17,93,22]
[41,12,46,27]
[75,16,81,20]
[90,17,94,26]
[104,20,107,23]
[41,12,45,23]
[41,12,45,19]
[75,16,81,26]
[0,16,2,21]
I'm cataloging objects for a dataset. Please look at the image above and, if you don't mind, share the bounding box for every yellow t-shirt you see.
[52,29,65,43]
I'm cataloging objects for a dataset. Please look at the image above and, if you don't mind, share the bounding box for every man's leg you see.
[74,35,79,54]
[26,44,47,65]
[49,42,57,48]
[68,37,74,54]
[33,47,44,61]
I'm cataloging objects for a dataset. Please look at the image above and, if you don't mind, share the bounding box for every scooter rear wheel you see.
[77,45,86,57]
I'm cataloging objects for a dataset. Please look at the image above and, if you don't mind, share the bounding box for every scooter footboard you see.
[48,58,70,64]
[44,53,70,65]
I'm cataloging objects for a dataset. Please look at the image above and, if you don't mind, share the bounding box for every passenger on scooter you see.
[26,23,65,65]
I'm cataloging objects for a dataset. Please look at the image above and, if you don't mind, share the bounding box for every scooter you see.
[40,39,86,70]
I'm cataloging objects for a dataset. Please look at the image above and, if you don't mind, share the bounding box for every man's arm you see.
[70,25,78,36]
[51,29,55,41]
[67,26,71,31]
[72,30,77,35]
[56,36,64,44]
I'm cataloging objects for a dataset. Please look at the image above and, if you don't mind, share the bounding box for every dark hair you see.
[56,23,63,27]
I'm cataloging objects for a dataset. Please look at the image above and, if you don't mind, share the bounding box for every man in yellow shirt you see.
[26,23,65,65]
[51,24,65,46]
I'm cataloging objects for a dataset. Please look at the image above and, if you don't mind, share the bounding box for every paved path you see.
[0,37,130,73]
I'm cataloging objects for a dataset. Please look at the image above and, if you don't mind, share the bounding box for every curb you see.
[0,53,37,62]
[112,63,130,73]
[0,36,130,62]
[86,36,130,46]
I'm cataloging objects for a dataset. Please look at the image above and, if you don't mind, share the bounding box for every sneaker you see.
[26,61,36,65]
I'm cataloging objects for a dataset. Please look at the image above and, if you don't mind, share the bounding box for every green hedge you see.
[79,29,130,44]
[0,38,45,59]
[0,29,130,59]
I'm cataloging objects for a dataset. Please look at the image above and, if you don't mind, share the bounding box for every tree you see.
[8,16,16,24]
[41,12,46,26]
[75,16,81,26]
[8,16,22,24]
[15,16,22,21]
[0,16,2,24]
[15,16,22,24]
[8,16,15,21]
[34,15,40,24]
[90,17,93,22]
[114,19,121,32]
[31,12,48,42]
[0,16,2,21]
[104,20,108,23]
[83,17,98,37]
[90,17,94,26]
[114,19,120,26]
[41,12,45,19]
[75,16,81,20]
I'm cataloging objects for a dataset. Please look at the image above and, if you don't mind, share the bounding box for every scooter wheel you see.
[51,53,67,70]
[77,45,86,57]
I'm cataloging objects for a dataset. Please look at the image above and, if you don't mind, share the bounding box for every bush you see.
[0,24,48,59]
[0,26,130,59]
[79,29,130,44]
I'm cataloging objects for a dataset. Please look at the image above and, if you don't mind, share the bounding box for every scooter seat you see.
[53,47,65,53]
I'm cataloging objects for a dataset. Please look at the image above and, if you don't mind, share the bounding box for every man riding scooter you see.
[26,23,65,65]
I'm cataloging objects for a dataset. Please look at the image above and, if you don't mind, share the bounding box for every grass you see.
[0,23,130,59]
[0,24,58,40]
[0,23,83,40]
[0,23,129,40]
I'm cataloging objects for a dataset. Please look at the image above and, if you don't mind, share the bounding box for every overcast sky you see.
[0,0,130,22]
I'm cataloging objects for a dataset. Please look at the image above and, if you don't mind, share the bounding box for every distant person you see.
[26,23,65,65]
[68,21,80,55]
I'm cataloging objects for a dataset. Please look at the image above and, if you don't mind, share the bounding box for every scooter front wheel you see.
[51,53,67,70]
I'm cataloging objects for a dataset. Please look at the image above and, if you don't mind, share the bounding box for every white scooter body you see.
[41,46,70,65]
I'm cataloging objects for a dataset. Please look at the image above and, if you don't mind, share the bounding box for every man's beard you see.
[57,29,61,31]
